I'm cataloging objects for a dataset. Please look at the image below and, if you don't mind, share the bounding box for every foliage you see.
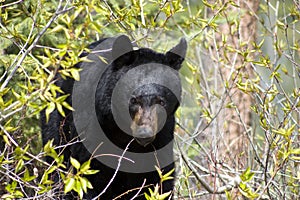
[144,167,174,200]
[0,0,299,199]
[64,158,98,199]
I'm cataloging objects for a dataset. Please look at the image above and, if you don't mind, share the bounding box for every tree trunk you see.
[209,0,260,168]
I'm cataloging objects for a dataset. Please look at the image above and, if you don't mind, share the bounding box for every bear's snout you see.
[134,126,155,146]
[130,106,158,146]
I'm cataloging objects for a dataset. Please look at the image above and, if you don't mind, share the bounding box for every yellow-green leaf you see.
[64,177,75,194]
[70,157,80,170]
[70,68,80,81]
[45,102,55,123]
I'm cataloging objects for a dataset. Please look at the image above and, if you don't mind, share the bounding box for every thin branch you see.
[93,139,135,199]
[177,140,241,194]
[0,0,23,8]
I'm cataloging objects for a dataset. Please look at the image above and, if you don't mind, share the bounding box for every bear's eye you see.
[156,97,165,106]
[130,96,138,105]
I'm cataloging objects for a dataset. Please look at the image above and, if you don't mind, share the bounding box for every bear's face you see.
[129,84,179,146]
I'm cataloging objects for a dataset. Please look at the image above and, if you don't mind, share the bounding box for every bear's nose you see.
[134,126,155,147]
[135,137,155,147]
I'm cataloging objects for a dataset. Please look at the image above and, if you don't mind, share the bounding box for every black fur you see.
[41,35,187,199]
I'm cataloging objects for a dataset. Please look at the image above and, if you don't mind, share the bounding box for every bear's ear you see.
[166,38,187,70]
[112,35,134,63]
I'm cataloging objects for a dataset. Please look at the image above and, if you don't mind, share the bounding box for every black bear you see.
[41,35,187,199]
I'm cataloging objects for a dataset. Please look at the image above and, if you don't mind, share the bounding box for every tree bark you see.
[210,0,260,167]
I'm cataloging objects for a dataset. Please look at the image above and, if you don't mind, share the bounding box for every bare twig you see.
[92,139,135,199]
[0,0,23,8]
[176,140,241,194]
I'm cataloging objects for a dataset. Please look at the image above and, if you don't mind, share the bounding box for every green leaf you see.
[43,140,54,153]
[239,182,259,199]
[45,102,55,123]
[62,101,74,111]
[273,124,296,139]
[86,179,93,189]
[240,167,254,182]
[49,25,65,33]
[2,135,10,146]
[75,179,84,199]
[56,102,65,117]
[225,190,232,200]
[15,159,24,173]
[47,166,57,174]
[290,148,300,155]
[64,177,75,194]
[79,177,88,193]
[161,168,174,182]
[14,190,24,198]
[56,94,69,102]
[22,168,37,182]
[80,160,91,172]
[158,191,172,200]
[70,68,80,81]
[83,169,99,175]
[70,157,81,170]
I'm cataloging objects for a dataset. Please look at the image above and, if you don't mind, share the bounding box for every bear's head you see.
[96,35,187,149]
